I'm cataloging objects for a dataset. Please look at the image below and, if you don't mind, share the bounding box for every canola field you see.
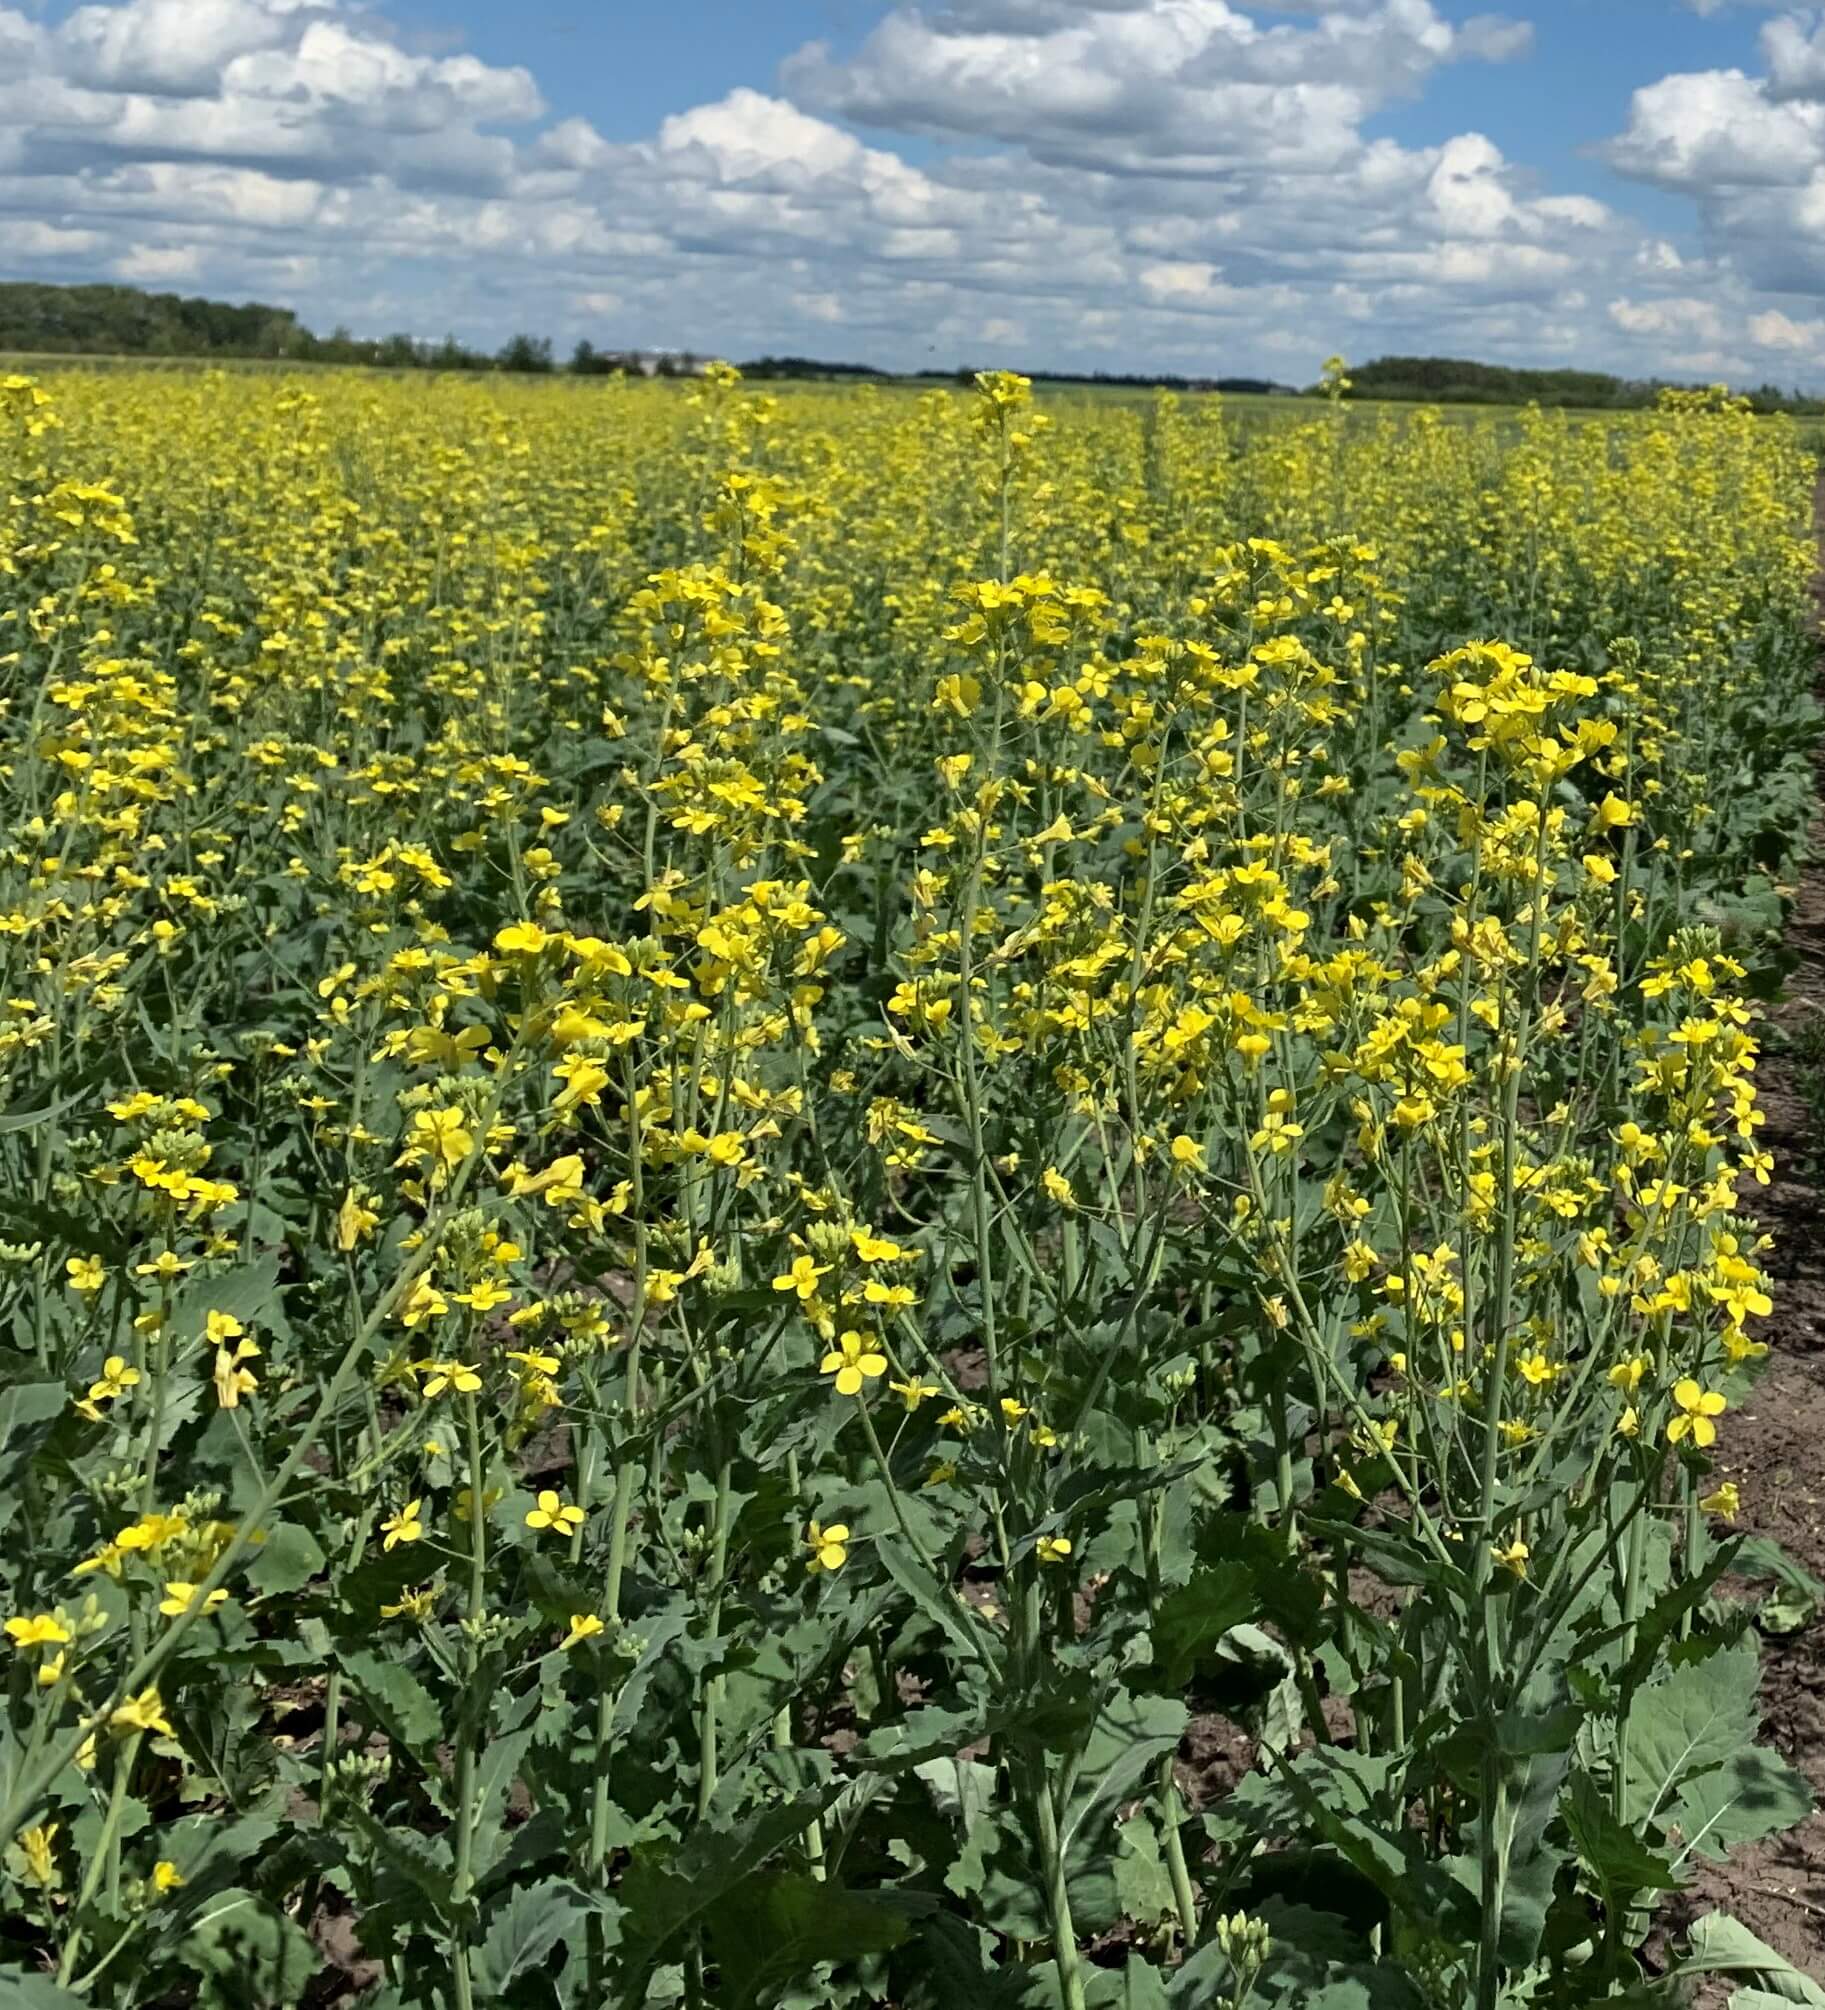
[0,363,1821,2009]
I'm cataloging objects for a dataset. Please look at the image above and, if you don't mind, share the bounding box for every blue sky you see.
[5,0,1825,384]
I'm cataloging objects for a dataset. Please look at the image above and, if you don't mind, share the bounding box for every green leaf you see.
[1062,1689,1188,1862]
[473,1878,592,1996]
[856,1704,988,1769]
[892,1908,1002,2007]
[0,1081,85,1135]
[1624,1638,1760,1828]
[178,1887,319,2007]
[616,1783,846,1985]
[156,1808,285,1893]
[0,1380,69,1503]
[597,1604,689,1744]
[1230,1748,1470,1936]
[1095,1955,1169,2008]
[874,1533,988,1665]
[1682,1913,1825,2004]
[342,1647,441,1753]
[0,1380,66,1439]
[172,1256,288,1340]
[703,1873,921,2010]
[1305,1515,1464,1596]
[1446,1737,1569,1968]
[466,1724,537,1882]
[0,1975,90,2008]
[1148,1562,1257,1688]
[342,1804,454,1911]
[1737,1536,1825,1637]
[1112,1813,1178,1930]
[1562,1770,1680,1903]
[244,1522,325,1597]
[1671,1743,1813,1862]
[1589,1541,1738,1694]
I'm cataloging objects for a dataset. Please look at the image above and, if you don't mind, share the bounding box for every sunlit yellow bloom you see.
[1666,1378,1726,1448]
[526,1490,585,1537]
[805,1520,850,1573]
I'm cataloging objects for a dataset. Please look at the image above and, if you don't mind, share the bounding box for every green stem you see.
[449,1387,489,2010]
[697,1457,733,1821]
[1029,1759,1088,2010]
[56,1732,141,1985]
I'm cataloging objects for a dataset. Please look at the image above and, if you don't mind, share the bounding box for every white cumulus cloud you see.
[0,0,1815,387]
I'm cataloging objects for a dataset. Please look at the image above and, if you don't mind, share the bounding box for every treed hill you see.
[0,282,310,359]
[1346,353,1822,414]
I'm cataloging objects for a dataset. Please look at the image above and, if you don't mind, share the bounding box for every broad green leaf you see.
[1095,1955,1169,2008]
[1148,1561,1257,1687]
[465,1723,537,1882]
[1231,1747,1472,1935]
[1624,1638,1760,1828]
[703,1873,923,2010]
[1672,1744,1813,1862]
[1682,1913,1825,2004]
[473,1878,592,1996]
[1561,1770,1680,1901]
[342,1647,442,1753]
[1112,1812,1179,1930]
[0,1379,70,1525]
[172,1256,288,1341]
[874,1533,988,1666]
[342,1805,455,1910]
[857,1703,988,1769]
[615,1782,847,1983]
[178,1887,319,2007]
[244,1521,325,1597]
[0,1081,85,1134]
[151,1808,286,1889]
[0,1976,89,2008]
[1737,1535,1825,1637]
[1062,1689,1188,1859]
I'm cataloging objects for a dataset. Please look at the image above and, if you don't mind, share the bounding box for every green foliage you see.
[0,363,1815,2010]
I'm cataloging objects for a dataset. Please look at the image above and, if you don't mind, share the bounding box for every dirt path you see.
[1679,483,1825,1978]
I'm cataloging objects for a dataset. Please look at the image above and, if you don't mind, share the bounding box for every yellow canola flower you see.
[820,1330,887,1397]
[1666,1378,1727,1448]
[773,1254,829,1300]
[110,1686,174,1738]
[526,1490,585,1538]
[18,1823,58,1890]
[422,1360,482,1399]
[805,1521,850,1573]
[87,1354,140,1403]
[159,1581,228,1618]
[381,1500,426,1551]
[5,1613,71,1650]
[66,1255,106,1294]
[494,921,552,957]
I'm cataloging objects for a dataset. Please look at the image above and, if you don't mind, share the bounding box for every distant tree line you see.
[1342,354,1825,415]
[947,365,1296,395]
[4,283,1822,411]
[0,281,516,370]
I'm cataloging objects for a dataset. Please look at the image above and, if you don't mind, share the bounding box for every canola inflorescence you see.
[0,362,1817,2006]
